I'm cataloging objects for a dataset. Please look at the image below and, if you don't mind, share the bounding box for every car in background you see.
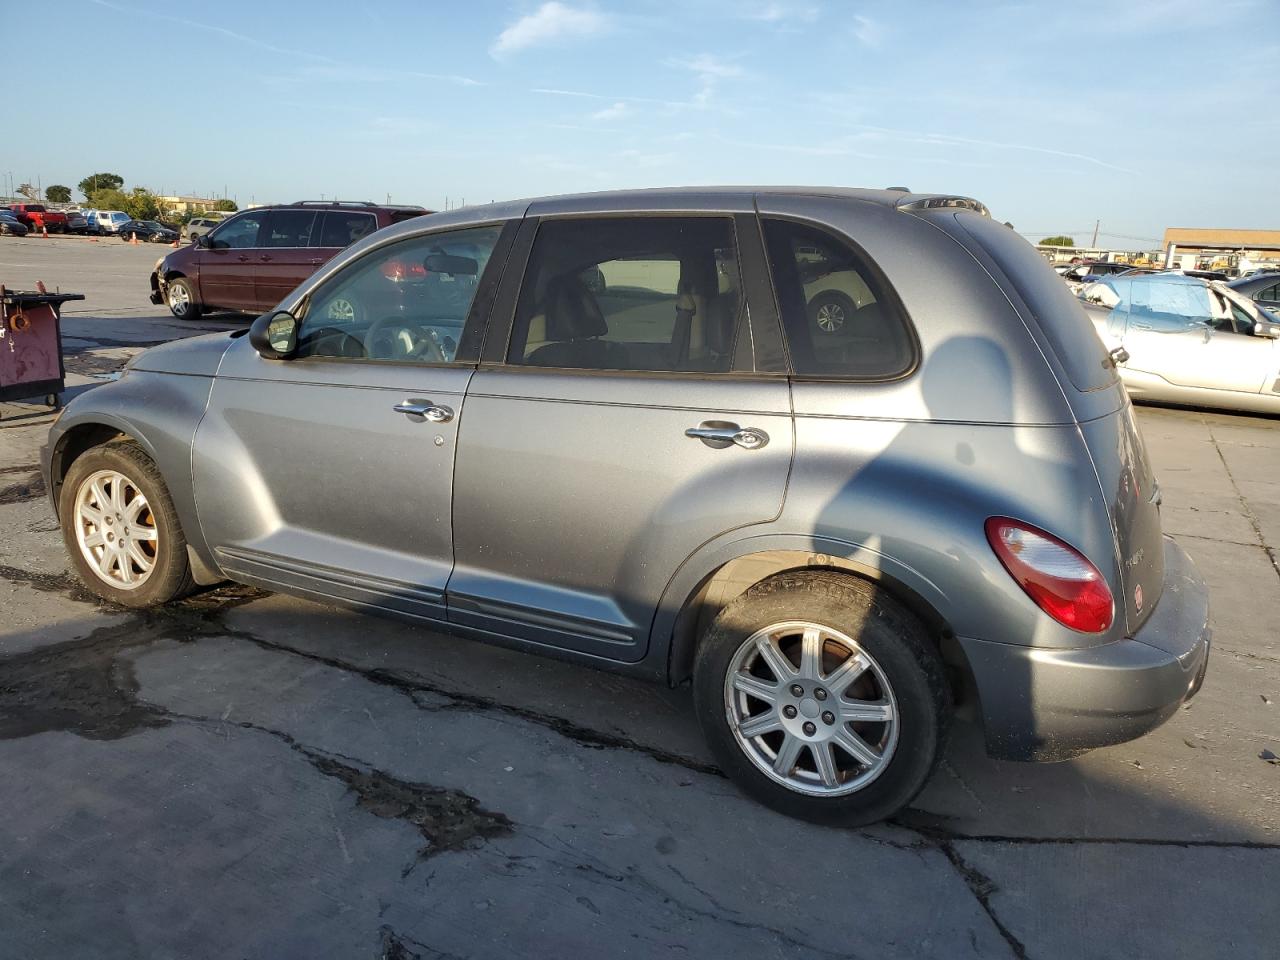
[1060,260,1133,292]
[0,210,30,237]
[184,216,223,242]
[64,210,88,234]
[1083,272,1280,415]
[119,220,180,244]
[50,186,1212,826]
[1228,272,1280,314]
[80,208,100,234]
[94,210,131,234]
[150,200,431,318]
[8,203,68,234]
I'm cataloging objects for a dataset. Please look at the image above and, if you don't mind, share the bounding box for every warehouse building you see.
[1163,227,1280,273]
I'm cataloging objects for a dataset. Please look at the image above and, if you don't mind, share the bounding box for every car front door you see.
[253,209,319,311]
[1119,280,1277,396]
[198,210,268,310]
[448,210,794,662]
[192,221,514,619]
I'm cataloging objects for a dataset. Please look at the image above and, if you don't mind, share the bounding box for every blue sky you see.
[6,0,1278,248]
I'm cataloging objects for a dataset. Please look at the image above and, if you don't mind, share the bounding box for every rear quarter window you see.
[957,213,1117,393]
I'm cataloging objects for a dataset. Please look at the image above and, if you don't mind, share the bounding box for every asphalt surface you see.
[1,235,1277,959]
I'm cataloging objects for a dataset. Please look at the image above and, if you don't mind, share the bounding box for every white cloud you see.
[853,15,884,47]
[491,2,608,59]
[745,3,820,24]
[685,53,744,80]
[591,101,629,121]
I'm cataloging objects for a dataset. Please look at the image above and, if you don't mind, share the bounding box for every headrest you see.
[544,274,608,341]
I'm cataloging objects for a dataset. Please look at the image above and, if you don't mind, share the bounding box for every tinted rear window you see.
[317,211,377,247]
[957,213,1117,393]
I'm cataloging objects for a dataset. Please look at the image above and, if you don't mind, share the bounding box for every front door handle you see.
[685,421,769,450]
[394,398,454,423]
[259,255,272,262]
[237,254,250,262]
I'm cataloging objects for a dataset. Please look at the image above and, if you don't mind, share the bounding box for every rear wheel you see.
[808,290,856,334]
[693,571,948,825]
[60,440,195,608]
[166,277,201,320]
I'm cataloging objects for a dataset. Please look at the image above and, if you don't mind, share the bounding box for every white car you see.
[1083,273,1280,415]
[94,210,131,234]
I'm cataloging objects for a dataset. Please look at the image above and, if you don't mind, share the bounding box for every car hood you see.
[129,331,238,376]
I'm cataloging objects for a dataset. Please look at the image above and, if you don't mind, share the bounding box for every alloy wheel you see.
[168,283,190,316]
[73,469,159,589]
[815,302,846,333]
[723,620,899,797]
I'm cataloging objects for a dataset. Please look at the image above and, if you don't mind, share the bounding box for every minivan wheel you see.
[166,277,201,319]
[60,440,195,608]
[693,571,948,825]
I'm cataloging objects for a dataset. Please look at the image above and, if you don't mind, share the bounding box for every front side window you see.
[209,212,266,249]
[317,211,378,248]
[295,225,503,363]
[264,210,316,248]
[763,219,914,379]
[506,217,743,373]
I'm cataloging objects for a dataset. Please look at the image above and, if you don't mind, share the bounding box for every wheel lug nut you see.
[790,684,804,697]
[822,712,835,725]
[782,705,797,719]
[814,688,827,701]
[802,721,816,736]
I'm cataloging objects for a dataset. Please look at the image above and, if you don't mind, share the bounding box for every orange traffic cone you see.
[130,234,139,245]
[171,239,179,248]
[42,225,48,238]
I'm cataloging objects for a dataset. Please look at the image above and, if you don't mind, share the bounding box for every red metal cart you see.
[0,286,85,418]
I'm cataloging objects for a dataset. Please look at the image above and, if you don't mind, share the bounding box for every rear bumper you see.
[149,271,164,305]
[959,536,1210,761]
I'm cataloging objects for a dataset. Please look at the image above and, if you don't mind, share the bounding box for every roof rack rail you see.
[289,200,377,208]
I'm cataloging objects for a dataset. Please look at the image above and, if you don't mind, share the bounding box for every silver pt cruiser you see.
[43,188,1211,824]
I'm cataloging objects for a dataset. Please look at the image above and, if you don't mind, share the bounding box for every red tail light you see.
[985,517,1114,633]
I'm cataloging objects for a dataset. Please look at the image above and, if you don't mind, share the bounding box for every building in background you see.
[1163,228,1280,274]
[156,195,221,216]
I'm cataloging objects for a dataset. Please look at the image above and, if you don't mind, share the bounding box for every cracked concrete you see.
[0,239,1277,958]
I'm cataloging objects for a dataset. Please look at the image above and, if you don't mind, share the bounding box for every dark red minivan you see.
[149,200,431,319]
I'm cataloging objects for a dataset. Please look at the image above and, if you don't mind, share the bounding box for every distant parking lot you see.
[1,236,1277,959]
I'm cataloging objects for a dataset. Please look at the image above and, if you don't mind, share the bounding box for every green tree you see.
[121,188,161,220]
[1039,235,1076,247]
[78,172,125,198]
[86,187,131,212]
[45,184,72,203]
[213,198,238,212]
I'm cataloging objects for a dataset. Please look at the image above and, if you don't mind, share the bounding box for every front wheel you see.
[166,276,202,320]
[693,571,949,825]
[60,440,195,608]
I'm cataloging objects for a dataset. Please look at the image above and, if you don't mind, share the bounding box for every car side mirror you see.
[424,253,478,276]
[194,233,210,248]
[250,310,299,359]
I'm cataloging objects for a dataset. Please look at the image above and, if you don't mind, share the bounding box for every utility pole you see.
[1091,219,1100,249]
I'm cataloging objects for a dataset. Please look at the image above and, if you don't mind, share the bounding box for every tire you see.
[60,440,195,608]
[165,276,202,320]
[808,290,856,335]
[693,571,949,825]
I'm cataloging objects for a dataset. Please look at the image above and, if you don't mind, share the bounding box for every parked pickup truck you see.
[8,204,69,234]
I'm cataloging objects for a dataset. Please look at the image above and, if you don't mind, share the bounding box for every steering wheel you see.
[365,314,449,363]
[303,327,364,358]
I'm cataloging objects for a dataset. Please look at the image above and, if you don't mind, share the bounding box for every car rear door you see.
[198,210,268,310]
[448,205,794,662]
[253,209,319,310]
[193,220,515,619]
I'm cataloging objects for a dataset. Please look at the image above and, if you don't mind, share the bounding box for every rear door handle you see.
[309,257,324,265]
[259,255,272,262]
[394,398,454,423]
[237,254,250,262]
[685,421,769,450]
